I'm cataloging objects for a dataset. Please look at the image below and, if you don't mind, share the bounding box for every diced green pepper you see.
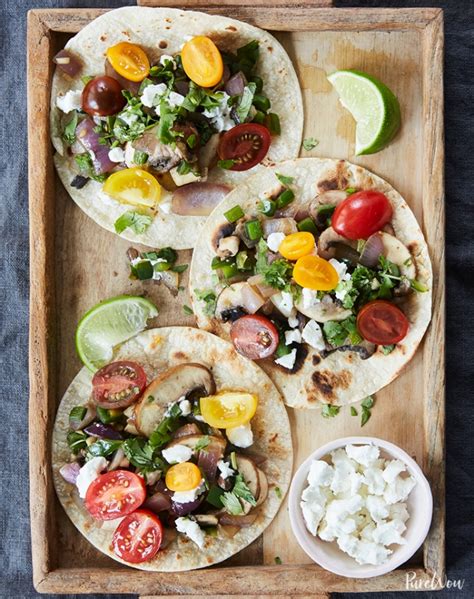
[224,205,244,223]
[258,198,276,216]
[153,261,172,273]
[211,256,239,279]
[97,406,123,424]
[265,113,281,135]
[297,217,318,235]
[253,110,266,124]
[253,94,271,112]
[236,250,255,271]
[245,219,263,241]
[249,75,263,93]
[276,189,295,209]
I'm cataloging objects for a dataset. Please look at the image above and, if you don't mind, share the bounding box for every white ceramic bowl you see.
[288,436,433,578]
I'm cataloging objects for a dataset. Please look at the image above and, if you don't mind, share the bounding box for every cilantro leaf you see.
[183,305,194,315]
[302,137,319,151]
[148,404,183,450]
[122,437,166,473]
[114,211,153,235]
[235,82,257,123]
[86,439,123,460]
[382,344,395,355]
[221,492,244,515]
[323,316,361,347]
[195,289,217,316]
[255,239,293,290]
[275,173,294,186]
[233,473,257,506]
[62,111,78,145]
[194,436,210,452]
[322,404,340,418]
[350,406,358,416]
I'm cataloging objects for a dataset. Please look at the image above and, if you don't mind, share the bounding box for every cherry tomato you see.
[106,42,150,82]
[357,300,409,344]
[181,36,224,88]
[218,123,271,171]
[279,232,315,260]
[165,462,202,492]
[82,76,126,117]
[92,361,147,409]
[200,391,258,429]
[230,314,279,360]
[332,190,393,240]
[293,255,339,291]
[112,510,163,564]
[103,168,161,208]
[85,470,146,520]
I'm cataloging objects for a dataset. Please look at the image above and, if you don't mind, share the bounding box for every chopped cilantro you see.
[322,404,340,418]
[62,111,78,145]
[195,289,217,316]
[350,406,358,416]
[302,137,319,151]
[183,305,194,315]
[114,211,153,235]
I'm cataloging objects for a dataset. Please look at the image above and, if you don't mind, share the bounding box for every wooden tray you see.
[27,3,445,596]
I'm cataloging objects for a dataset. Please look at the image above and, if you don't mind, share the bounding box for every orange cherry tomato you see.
[293,255,339,291]
[106,42,150,82]
[279,232,315,260]
[181,36,224,88]
[165,462,201,492]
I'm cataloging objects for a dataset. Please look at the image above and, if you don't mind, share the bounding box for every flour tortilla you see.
[52,327,292,571]
[50,6,303,249]
[189,158,432,408]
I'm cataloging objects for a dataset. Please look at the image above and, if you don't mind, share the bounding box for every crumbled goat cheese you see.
[267,232,286,252]
[172,480,205,504]
[217,460,235,479]
[120,110,139,127]
[202,92,234,132]
[300,444,416,566]
[76,457,108,498]
[288,314,299,328]
[274,348,297,370]
[167,91,185,108]
[140,83,167,107]
[226,422,253,448]
[108,147,125,163]
[302,287,321,309]
[56,89,82,113]
[178,399,192,416]
[285,328,302,345]
[162,444,193,464]
[271,291,294,318]
[302,320,326,351]
[175,517,206,549]
[159,54,176,68]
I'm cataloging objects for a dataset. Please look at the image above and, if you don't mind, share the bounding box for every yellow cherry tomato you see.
[200,391,258,429]
[293,255,339,291]
[103,168,161,208]
[165,462,201,492]
[106,42,150,82]
[279,232,315,260]
[181,36,224,88]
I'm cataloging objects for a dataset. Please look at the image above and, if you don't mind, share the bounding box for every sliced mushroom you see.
[235,455,260,514]
[317,226,358,260]
[216,282,264,318]
[217,474,234,491]
[255,468,268,507]
[211,222,237,253]
[135,364,216,437]
[165,434,226,456]
[172,182,231,216]
[198,133,221,171]
[217,235,240,258]
[296,295,352,323]
[321,342,376,360]
[124,126,183,172]
[316,190,348,206]
[194,514,219,526]
[262,217,298,238]
[379,232,416,279]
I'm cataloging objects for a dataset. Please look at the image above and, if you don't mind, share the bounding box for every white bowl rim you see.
[288,435,433,579]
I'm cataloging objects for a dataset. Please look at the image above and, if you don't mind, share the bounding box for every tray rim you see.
[27,5,445,595]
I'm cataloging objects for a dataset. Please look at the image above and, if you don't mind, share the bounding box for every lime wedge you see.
[327,69,401,155]
[75,295,158,371]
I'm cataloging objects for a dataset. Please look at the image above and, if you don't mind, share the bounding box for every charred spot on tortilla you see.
[269,432,278,443]
[311,369,352,401]
[173,351,187,360]
[159,40,168,49]
[100,35,107,42]
[312,355,322,366]
[226,25,237,31]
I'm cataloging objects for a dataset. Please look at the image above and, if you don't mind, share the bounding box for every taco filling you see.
[59,359,269,565]
[195,173,429,371]
[54,37,280,218]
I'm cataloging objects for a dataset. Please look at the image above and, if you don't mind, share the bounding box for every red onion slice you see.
[359,232,385,267]
[173,423,202,439]
[83,422,123,440]
[104,59,141,95]
[144,491,172,514]
[59,462,81,484]
[241,283,266,315]
[225,71,247,96]
[170,496,204,517]
[76,118,116,175]
[53,49,82,78]
[172,183,231,216]
[198,445,222,483]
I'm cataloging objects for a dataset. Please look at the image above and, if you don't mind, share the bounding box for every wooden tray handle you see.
[139,595,332,599]
[137,0,333,6]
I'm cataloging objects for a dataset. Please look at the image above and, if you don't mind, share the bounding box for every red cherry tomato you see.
[357,300,409,345]
[85,470,146,521]
[112,510,163,564]
[332,191,393,240]
[92,361,147,409]
[218,123,271,171]
[230,314,279,359]
[82,75,126,116]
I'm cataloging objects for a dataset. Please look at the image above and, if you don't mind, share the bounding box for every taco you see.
[52,327,292,571]
[189,158,432,408]
[50,6,303,249]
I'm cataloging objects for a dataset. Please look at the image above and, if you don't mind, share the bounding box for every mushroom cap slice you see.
[165,434,226,456]
[235,455,261,513]
[216,282,247,316]
[135,363,216,437]
[379,232,417,279]
[296,295,352,323]
[255,467,269,507]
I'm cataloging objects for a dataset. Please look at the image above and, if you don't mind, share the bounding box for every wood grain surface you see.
[28,4,445,595]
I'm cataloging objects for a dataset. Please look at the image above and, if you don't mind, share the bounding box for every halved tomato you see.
[279,232,315,260]
[92,361,147,408]
[230,314,279,359]
[112,510,163,563]
[200,391,258,429]
[181,36,224,87]
[332,190,393,240]
[165,462,202,492]
[292,255,339,291]
[103,168,161,208]
[106,42,150,82]
[218,124,271,171]
[357,300,409,345]
[85,470,146,520]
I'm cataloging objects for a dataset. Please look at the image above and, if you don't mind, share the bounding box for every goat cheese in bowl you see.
[289,437,433,578]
